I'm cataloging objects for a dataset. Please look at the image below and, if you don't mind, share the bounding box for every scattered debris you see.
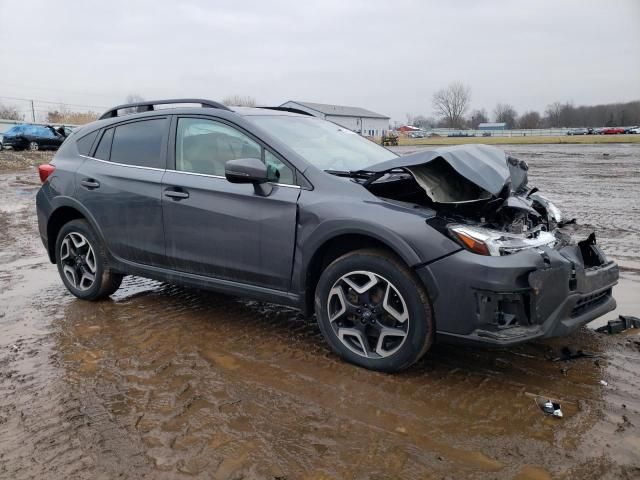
[533,396,564,418]
[542,400,563,418]
[596,315,640,334]
[600,380,609,387]
[552,346,598,362]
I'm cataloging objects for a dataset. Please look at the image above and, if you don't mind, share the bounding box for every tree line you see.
[408,82,640,130]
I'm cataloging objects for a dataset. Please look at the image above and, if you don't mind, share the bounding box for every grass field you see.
[398,134,640,146]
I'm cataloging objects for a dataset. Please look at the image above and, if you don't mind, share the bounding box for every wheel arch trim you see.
[46,197,108,263]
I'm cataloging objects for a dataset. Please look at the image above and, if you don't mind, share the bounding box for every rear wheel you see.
[29,141,39,151]
[55,219,122,300]
[315,249,434,372]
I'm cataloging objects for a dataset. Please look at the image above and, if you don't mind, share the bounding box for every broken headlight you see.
[449,224,557,256]
[530,193,564,223]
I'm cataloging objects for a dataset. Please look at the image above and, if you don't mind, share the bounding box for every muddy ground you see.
[0,145,639,479]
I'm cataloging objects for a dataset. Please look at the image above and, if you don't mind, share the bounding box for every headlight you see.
[449,224,557,256]
[530,193,564,223]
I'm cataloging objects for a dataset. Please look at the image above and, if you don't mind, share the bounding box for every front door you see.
[162,116,299,291]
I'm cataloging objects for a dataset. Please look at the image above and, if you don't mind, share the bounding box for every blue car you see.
[2,124,68,151]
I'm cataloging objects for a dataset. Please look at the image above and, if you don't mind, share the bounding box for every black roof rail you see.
[257,106,313,116]
[98,98,231,120]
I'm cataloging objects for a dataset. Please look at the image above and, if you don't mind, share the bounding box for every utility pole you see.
[30,100,35,122]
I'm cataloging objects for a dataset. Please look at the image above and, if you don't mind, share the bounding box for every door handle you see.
[80,178,100,189]
[164,189,189,200]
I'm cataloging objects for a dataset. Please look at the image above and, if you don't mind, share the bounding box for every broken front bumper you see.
[417,240,619,347]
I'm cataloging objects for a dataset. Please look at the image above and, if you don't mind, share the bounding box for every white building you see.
[279,101,390,137]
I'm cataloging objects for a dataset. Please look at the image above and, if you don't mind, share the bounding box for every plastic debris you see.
[596,315,640,334]
[534,396,563,418]
[552,346,598,362]
[600,380,608,386]
[542,400,563,418]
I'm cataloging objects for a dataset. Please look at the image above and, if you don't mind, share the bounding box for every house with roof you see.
[279,100,390,137]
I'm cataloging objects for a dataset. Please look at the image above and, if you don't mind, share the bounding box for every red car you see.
[602,127,625,135]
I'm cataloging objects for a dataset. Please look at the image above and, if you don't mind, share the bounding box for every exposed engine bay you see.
[356,144,577,256]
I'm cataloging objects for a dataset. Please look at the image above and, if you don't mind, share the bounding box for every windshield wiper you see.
[324,169,375,180]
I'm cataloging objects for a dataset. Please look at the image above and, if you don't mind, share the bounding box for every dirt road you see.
[0,145,639,479]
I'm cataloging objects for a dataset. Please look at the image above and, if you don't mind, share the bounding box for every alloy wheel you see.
[327,270,410,359]
[59,232,97,291]
[29,141,39,151]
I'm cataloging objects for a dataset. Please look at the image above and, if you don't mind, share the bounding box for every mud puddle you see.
[1,147,639,479]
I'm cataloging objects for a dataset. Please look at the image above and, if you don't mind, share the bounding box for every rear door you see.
[161,115,300,290]
[75,117,169,266]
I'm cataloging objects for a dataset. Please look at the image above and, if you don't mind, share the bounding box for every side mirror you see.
[225,158,272,196]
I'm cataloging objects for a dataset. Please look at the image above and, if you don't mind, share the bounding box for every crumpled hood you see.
[362,144,527,198]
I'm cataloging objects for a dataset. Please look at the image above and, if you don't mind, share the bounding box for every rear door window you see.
[110,119,168,169]
[93,128,114,160]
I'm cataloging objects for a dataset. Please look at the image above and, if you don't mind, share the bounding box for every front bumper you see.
[417,239,619,347]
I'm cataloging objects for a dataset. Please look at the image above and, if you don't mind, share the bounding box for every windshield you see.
[248,115,397,171]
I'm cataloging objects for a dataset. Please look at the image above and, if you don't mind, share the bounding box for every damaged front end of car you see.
[356,144,619,345]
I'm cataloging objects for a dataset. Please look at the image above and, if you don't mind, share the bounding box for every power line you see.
[0,95,108,110]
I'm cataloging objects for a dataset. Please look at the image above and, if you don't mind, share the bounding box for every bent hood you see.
[363,144,528,202]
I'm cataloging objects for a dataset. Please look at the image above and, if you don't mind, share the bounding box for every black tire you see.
[315,249,434,372]
[55,219,123,300]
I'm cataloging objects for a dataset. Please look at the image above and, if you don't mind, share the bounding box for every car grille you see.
[571,289,611,318]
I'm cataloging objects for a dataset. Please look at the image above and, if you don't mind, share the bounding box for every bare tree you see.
[544,102,563,127]
[470,108,489,128]
[432,82,471,128]
[222,95,257,107]
[493,103,518,128]
[412,115,436,129]
[518,110,542,129]
[122,94,146,114]
[0,103,23,121]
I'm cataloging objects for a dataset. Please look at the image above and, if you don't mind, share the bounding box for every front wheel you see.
[315,249,434,372]
[55,219,123,300]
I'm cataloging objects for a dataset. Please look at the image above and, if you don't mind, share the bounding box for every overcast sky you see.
[0,0,638,122]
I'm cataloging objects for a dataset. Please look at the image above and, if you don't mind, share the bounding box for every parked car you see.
[408,131,426,138]
[35,98,619,372]
[447,131,475,137]
[567,128,589,135]
[628,127,640,134]
[623,126,639,134]
[601,127,625,135]
[1,124,68,151]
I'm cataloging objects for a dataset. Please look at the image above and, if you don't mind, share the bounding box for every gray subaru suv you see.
[36,99,619,372]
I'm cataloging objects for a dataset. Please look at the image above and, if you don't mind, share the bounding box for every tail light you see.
[38,164,56,183]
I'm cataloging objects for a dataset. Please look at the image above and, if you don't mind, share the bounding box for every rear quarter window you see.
[76,131,99,156]
[110,119,167,168]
